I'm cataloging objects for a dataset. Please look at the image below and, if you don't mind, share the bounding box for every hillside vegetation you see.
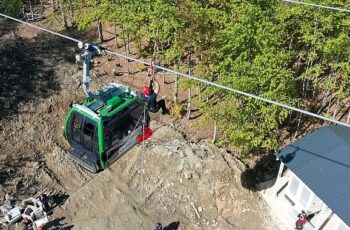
[2,0,350,157]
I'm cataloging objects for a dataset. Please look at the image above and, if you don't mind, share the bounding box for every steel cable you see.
[0,12,349,128]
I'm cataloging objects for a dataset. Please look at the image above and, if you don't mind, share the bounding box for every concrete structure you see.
[259,126,350,230]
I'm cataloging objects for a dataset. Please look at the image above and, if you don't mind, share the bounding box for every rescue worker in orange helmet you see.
[141,77,169,115]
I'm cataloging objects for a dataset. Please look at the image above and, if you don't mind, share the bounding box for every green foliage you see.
[1,0,23,17]
[72,0,108,30]
[194,1,296,155]
[44,11,62,27]
[66,0,350,157]
[169,102,186,118]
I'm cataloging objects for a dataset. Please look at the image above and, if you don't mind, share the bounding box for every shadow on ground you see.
[49,192,70,213]
[45,216,74,229]
[164,221,180,230]
[0,18,78,119]
[241,153,280,191]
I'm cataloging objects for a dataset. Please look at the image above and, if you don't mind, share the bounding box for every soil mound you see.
[52,122,275,230]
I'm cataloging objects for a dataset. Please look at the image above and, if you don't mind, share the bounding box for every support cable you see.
[0,13,81,43]
[0,12,349,128]
[283,0,350,13]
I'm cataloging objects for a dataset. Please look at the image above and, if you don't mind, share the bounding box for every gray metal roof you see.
[276,125,350,227]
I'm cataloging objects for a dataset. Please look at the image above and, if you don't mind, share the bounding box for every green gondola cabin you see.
[63,43,151,173]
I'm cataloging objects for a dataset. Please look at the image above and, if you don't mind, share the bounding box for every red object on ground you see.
[137,127,152,143]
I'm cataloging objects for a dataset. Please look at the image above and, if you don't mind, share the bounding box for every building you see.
[260,125,350,230]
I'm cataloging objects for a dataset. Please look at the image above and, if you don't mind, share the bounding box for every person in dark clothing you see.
[141,77,169,115]
[23,217,32,230]
[295,211,307,229]
[38,194,50,212]
[154,223,163,230]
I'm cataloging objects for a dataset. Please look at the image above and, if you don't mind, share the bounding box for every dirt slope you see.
[51,123,275,230]
[0,18,279,230]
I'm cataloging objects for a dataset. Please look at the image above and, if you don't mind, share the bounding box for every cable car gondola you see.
[63,43,151,173]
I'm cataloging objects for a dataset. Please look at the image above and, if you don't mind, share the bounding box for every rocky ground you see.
[51,123,276,230]
[0,17,280,229]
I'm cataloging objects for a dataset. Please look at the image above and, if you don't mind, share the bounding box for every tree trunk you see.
[174,61,179,104]
[174,75,179,104]
[97,20,104,43]
[326,75,336,114]
[51,0,57,11]
[68,0,75,27]
[39,0,43,11]
[121,24,128,72]
[332,99,340,119]
[326,94,333,114]
[312,76,318,98]
[198,84,202,104]
[317,73,332,113]
[29,1,34,21]
[126,28,130,74]
[317,91,331,114]
[160,40,164,55]
[293,113,303,138]
[114,19,118,49]
[212,123,217,144]
[153,40,159,56]
[186,54,192,120]
[59,0,68,31]
[136,22,142,51]
[186,88,192,120]
[156,28,160,55]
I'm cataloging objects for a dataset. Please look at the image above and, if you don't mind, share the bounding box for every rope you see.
[103,53,350,128]
[137,107,147,230]
[0,12,349,128]
[283,0,350,13]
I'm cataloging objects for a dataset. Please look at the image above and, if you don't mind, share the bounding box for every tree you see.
[0,0,23,17]
[55,0,350,157]
[72,0,111,42]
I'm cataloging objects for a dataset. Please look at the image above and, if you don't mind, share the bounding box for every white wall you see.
[285,173,322,212]
[284,172,350,230]
[323,214,350,230]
